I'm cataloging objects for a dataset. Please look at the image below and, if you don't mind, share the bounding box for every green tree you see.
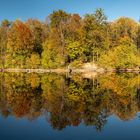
[99,37,140,69]
[81,8,108,62]
[26,53,41,68]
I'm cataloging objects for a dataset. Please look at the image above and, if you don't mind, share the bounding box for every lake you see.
[0,72,140,140]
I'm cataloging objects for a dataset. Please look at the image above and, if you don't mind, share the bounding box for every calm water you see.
[0,72,140,140]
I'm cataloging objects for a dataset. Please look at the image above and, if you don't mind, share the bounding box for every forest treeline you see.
[0,8,140,69]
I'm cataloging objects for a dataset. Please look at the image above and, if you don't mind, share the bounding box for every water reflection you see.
[0,72,140,132]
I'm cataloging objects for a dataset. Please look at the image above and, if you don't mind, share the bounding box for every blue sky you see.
[0,0,140,22]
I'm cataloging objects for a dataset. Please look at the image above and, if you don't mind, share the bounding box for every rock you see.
[97,68,105,73]
[82,63,97,71]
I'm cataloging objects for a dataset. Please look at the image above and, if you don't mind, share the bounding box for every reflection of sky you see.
[0,114,140,140]
[0,0,140,21]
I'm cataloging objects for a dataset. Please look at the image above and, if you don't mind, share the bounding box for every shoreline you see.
[0,68,140,73]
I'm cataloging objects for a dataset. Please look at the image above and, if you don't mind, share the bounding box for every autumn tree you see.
[42,28,65,68]
[50,10,70,57]
[0,20,11,68]
[26,19,49,56]
[109,17,139,47]
[7,20,34,68]
[42,10,70,68]
[64,14,83,64]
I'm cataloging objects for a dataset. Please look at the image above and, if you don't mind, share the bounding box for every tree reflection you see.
[0,72,140,131]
